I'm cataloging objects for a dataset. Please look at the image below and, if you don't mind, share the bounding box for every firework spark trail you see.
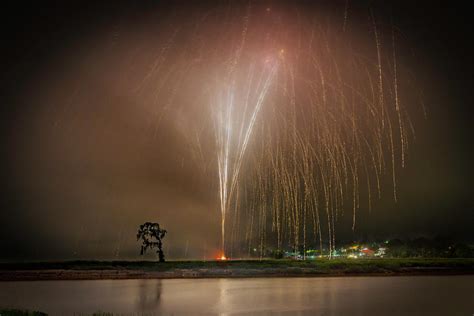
[215,60,278,254]
[343,0,349,32]
[229,7,414,257]
[392,23,405,169]
[50,3,420,259]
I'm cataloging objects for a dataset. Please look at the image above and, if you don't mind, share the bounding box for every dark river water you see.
[0,276,473,315]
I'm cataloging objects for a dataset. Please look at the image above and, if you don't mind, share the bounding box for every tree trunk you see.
[158,240,165,262]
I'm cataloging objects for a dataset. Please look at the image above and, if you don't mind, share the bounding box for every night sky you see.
[1,0,473,261]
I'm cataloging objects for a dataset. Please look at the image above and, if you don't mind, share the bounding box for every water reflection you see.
[136,279,162,310]
[0,276,472,315]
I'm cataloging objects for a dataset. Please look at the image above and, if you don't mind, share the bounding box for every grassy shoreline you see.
[1,258,472,281]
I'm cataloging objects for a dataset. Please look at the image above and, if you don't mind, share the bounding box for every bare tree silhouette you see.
[137,222,167,262]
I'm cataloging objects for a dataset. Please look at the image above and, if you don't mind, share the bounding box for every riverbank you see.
[1,258,472,281]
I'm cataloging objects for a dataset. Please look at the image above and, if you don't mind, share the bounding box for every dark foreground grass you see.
[0,310,111,316]
[1,258,473,274]
[0,309,47,316]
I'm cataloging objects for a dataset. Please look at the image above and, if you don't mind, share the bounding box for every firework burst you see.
[48,2,421,258]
